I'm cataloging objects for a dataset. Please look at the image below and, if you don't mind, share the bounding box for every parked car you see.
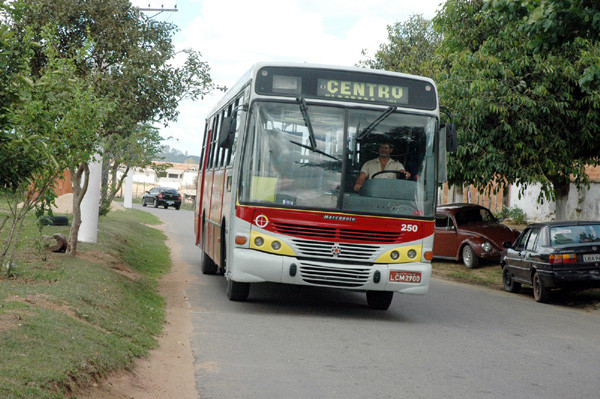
[433,203,521,268]
[501,221,600,303]
[142,186,182,210]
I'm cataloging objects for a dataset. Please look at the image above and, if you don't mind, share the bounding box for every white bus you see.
[194,62,456,310]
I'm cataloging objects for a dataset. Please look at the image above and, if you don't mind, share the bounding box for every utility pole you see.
[134,1,178,12]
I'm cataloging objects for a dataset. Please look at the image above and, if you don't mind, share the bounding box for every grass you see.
[432,260,600,311]
[0,208,170,398]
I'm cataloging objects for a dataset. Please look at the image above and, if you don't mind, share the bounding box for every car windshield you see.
[550,225,600,246]
[455,207,496,226]
[238,101,438,217]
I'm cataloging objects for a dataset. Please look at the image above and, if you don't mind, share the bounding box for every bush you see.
[496,206,527,225]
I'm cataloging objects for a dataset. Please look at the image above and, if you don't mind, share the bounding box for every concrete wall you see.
[510,182,600,222]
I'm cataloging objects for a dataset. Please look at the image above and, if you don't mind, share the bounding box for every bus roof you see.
[207,62,437,118]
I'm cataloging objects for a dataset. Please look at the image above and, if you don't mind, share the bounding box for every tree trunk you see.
[67,163,90,256]
[553,179,571,221]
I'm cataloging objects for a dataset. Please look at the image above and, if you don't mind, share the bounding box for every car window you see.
[454,207,494,226]
[525,228,540,251]
[435,215,449,228]
[550,224,600,246]
[514,229,531,250]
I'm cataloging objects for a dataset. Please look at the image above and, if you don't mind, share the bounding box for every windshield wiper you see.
[291,97,338,161]
[357,106,397,140]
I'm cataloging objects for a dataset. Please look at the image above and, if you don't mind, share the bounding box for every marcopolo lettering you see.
[324,215,356,221]
[317,79,408,105]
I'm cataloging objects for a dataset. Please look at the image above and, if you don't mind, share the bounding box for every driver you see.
[353,141,411,192]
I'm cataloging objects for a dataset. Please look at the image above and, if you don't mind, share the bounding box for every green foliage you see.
[358,14,442,79]
[433,0,600,211]
[0,209,170,398]
[495,206,527,225]
[157,145,200,164]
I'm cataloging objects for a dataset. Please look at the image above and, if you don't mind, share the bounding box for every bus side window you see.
[226,97,242,166]
[199,121,209,171]
[209,115,220,169]
[217,110,228,168]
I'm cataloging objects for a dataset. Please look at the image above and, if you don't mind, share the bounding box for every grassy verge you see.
[0,208,170,398]
[432,260,600,311]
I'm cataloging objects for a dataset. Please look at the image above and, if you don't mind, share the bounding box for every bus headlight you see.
[390,250,400,260]
[407,249,417,259]
[271,241,281,251]
[482,242,492,252]
[254,236,264,247]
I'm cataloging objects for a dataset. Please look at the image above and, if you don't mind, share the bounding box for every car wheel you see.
[502,266,521,293]
[532,272,551,303]
[163,204,168,209]
[175,205,180,210]
[153,198,158,208]
[227,278,250,301]
[142,199,147,207]
[366,291,393,310]
[462,245,479,268]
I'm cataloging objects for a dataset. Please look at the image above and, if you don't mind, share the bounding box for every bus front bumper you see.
[230,248,431,294]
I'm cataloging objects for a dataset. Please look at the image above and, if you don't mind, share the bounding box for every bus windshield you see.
[238,100,437,218]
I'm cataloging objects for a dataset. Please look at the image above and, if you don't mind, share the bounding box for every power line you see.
[134,1,177,12]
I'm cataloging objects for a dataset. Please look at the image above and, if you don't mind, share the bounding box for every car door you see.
[433,213,458,258]
[504,228,532,281]
[519,228,541,282]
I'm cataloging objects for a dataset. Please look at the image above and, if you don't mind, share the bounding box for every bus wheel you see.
[201,223,218,275]
[366,291,393,310]
[227,279,250,301]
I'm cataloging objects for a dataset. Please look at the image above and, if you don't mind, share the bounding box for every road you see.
[141,205,600,399]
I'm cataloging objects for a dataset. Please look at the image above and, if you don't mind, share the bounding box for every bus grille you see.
[273,222,401,243]
[292,239,378,261]
[299,262,370,288]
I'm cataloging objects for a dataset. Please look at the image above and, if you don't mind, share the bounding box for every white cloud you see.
[146,0,442,155]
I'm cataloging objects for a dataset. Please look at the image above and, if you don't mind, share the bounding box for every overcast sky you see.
[130,0,443,156]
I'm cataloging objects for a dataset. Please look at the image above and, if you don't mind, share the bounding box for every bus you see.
[194,62,456,310]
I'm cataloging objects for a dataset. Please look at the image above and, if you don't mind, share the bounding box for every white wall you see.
[511,182,600,222]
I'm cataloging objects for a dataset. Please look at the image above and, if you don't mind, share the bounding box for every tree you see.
[358,14,442,78]
[99,124,163,216]
[8,31,112,256]
[7,0,212,250]
[433,0,600,220]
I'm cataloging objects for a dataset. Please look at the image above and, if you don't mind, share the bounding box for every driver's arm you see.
[353,171,367,191]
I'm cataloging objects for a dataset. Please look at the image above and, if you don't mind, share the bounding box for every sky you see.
[130,0,443,156]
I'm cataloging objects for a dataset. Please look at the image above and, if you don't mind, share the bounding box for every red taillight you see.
[158,193,163,199]
[178,194,182,201]
[549,253,576,264]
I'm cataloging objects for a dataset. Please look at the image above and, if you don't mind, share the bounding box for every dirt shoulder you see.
[76,227,199,399]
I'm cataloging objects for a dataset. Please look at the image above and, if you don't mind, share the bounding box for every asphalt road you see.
[140,205,600,399]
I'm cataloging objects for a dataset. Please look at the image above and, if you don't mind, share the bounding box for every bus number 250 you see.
[401,224,418,232]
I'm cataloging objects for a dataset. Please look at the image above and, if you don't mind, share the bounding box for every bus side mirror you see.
[218,117,236,149]
[445,122,458,153]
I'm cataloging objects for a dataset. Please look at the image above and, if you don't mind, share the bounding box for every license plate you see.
[167,201,174,205]
[389,271,422,283]
[583,254,600,262]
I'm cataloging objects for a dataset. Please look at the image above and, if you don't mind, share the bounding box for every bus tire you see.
[366,291,393,310]
[227,279,250,301]
[201,221,218,275]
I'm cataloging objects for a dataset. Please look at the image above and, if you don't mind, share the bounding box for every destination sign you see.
[254,66,437,110]
[317,79,408,105]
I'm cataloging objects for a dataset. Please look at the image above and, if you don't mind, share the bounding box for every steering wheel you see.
[371,170,408,180]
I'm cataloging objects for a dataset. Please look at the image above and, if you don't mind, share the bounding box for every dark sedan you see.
[434,203,521,268]
[142,186,182,210]
[501,221,600,303]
